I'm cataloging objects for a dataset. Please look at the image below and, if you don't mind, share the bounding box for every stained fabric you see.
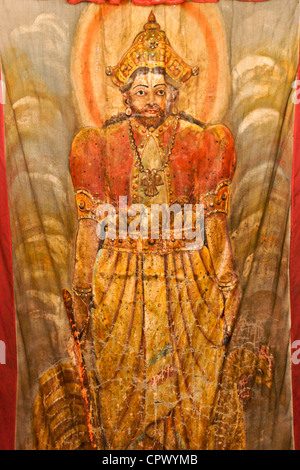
[0,0,299,450]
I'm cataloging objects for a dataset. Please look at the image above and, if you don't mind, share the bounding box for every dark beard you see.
[131,104,170,129]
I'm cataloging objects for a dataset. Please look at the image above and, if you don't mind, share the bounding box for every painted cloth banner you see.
[0,0,299,450]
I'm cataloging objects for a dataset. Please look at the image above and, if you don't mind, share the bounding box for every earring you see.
[126,107,132,117]
[172,104,179,115]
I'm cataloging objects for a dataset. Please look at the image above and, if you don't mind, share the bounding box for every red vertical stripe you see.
[0,65,17,450]
[291,54,300,451]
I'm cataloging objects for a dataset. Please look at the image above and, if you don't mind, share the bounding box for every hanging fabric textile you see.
[0,0,299,450]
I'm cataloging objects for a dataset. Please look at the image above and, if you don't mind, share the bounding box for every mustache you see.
[132,104,164,115]
[142,104,161,111]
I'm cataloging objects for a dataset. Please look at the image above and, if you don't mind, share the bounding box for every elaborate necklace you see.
[128,115,180,197]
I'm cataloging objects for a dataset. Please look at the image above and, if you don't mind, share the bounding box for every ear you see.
[171,89,179,103]
[122,92,129,107]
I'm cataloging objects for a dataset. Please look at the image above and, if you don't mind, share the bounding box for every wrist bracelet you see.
[73,286,93,298]
[218,279,238,292]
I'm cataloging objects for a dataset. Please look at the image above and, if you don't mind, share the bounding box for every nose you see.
[147,89,157,105]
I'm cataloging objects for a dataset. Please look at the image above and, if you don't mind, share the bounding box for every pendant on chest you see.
[141,169,164,197]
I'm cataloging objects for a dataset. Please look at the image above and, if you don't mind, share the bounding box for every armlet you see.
[200,181,231,217]
[75,190,104,221]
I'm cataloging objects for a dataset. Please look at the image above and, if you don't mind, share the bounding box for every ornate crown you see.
[106,11,199,88]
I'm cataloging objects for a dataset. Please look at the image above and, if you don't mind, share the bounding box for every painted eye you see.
[157,89,165,96]
[136,90,145,96]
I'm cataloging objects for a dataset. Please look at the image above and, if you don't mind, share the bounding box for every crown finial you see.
[148,11,156,23]
[144,11,160,31]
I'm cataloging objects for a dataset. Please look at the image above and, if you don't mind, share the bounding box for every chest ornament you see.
[140,169,164,197]
[128,116,179,198]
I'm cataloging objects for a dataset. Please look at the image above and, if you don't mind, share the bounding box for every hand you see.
[73,293,92,338]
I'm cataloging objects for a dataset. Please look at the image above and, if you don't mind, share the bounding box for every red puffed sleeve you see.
[69,127,107,221]
[198,124,236,216]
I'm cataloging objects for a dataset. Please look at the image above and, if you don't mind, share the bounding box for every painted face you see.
[125,72,176,128]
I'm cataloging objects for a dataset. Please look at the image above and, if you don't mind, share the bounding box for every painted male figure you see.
[32,12,241,450]
[69,12,241,450]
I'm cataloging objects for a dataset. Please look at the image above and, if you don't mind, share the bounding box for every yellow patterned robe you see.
[34,114,237,450]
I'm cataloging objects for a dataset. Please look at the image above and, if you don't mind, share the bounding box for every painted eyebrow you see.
[154,84,167,88]
[133,84,149,90]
